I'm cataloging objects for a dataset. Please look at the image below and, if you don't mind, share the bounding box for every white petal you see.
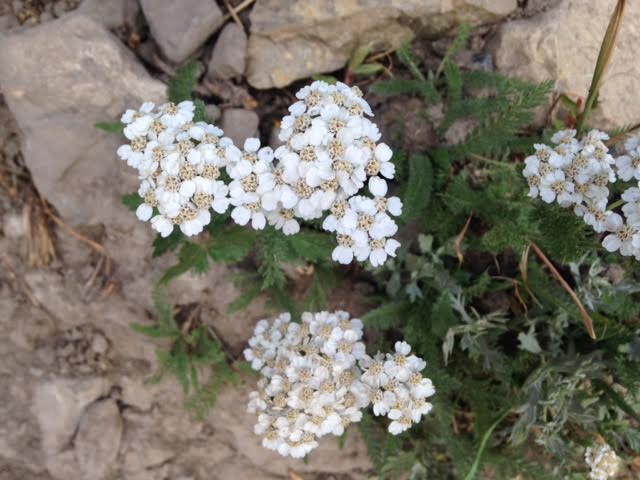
[244,137,261,152]
[135,203,153,222]
[375,143,392,162]
[212,197,229,214]
[387,197,403,216]
[252,212,266,230]
[606,213,624,231]
[368,176,388,196]
[283,219,300,235]
[602,234,621,252]
[379,161,396,179]
[369,249,387,266]
[179,180,196,198]
[385,239,401,256]
[187,149,201,165]
[231,206,251,226]
[332,246,354,264]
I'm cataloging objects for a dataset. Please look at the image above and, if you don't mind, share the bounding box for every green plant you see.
[130,288,242,419]
[356,19,639,479]
[99,7,640,476]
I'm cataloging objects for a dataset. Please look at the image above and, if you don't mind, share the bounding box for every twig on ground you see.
[39,194,114,296]
[0,255,60,329]
[221,0,256,22]
[223,0,244,31]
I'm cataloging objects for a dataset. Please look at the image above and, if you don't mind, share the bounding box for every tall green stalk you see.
[576,0,626,134]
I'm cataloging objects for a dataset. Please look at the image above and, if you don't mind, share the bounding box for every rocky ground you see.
[0,0,638,479]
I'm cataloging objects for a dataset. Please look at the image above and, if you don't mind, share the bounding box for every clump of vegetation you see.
[130,288,244,420]
[100,1,639,476]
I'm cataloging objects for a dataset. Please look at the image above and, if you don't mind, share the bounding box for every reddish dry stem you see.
[529,241,596,340]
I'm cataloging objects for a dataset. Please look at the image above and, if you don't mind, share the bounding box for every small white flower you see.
[267,208,300,235]
[585,443,619,480]
[615,150,640,181]
[360,353,389,388]
[332,231,369,264]
[539,169,575,205]
[160,101,195,129]
[368,237,400,267]
[602,213,638,256]
[150,215,173,237]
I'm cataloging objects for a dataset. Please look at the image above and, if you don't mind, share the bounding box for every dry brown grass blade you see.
[25,199,56,267]
[519,244,530,285]
[41,198,110,264]
[288,469,305,480]
[39,195,115,297]
[455,214,473,265]
[529,241,596,340]
[0,254,60,329]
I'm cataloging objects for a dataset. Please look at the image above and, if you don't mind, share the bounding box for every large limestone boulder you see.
[493,0,640,129]
[246,0,519,88]
[0,13,165,276]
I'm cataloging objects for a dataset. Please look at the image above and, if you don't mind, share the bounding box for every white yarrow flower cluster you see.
[274,81,402,266]
[118,82,402,267]
[524,130,640,259]
[584,443,620,480]
[244,311,434,458]
[117,101,236,238]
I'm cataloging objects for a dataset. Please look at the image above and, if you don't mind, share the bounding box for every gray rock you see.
[2,212,25,238]
[0,14,19,32]
[32,377,111,454]
[90,333,109,355]
[208,23,247,80]
[0,13,164,276]
[205,103,221,122]
[75,399,123,479]
[493,0,640,129]
[119,377,154,412]
[269,124,283,150]
[140,0,223,63]
[246,0,518,88]
[77,0,139,29]
[220,108,259,147]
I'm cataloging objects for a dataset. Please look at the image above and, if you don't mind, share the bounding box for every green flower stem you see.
[468,153,517,169]
[464,408,511,480]
[607,198,625,210]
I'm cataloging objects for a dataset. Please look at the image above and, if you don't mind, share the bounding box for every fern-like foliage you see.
[359,25,640,480]
[167,62,203,104]
[131,289,238,417]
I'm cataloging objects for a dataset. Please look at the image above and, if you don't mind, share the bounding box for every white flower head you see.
[245,311,434,457]
[116,102,230,237]
[118,86,401,268]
